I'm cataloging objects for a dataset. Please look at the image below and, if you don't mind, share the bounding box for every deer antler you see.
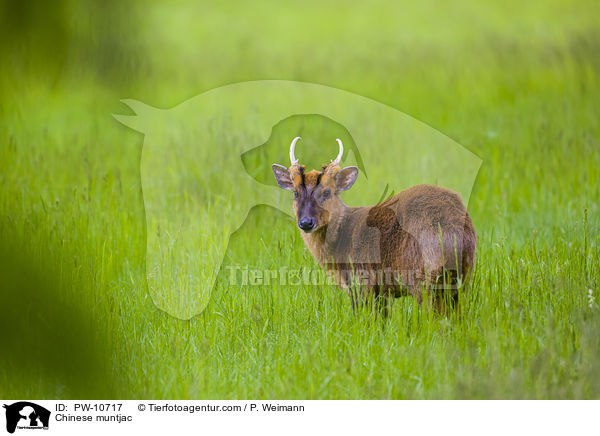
[289,136,301,166]
[331,138,343,166]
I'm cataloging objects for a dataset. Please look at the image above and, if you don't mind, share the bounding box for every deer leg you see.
[348,283,377,316]
[345,286,360,316]
[375,294,390,320]
[351,288,358,315]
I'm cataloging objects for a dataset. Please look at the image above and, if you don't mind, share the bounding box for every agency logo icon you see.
[3,402,50,434]
[114,80,481,319]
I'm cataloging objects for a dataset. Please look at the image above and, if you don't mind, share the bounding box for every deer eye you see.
[322,190,331,199]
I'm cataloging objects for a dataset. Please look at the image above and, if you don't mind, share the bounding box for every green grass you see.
[1,0,600,399]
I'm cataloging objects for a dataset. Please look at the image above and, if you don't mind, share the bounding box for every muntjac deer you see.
[272,137,476,313]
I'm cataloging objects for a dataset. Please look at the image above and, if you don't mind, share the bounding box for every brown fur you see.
[280,163,476,312]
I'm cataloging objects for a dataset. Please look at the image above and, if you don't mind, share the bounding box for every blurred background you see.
[1,0,599,398]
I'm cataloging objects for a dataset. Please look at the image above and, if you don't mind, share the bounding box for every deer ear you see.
[335,166,358,192]
[272,164,295,191]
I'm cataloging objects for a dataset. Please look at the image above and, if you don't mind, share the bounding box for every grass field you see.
[1,0,600,399]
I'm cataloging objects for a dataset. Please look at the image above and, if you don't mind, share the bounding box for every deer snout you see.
[298,217,316,232]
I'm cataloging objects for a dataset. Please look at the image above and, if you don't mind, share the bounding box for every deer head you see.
[272,137,358,233]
